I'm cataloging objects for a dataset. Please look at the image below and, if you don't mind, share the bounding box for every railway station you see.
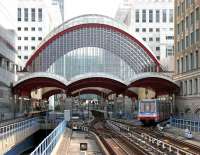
[0,4,200,155]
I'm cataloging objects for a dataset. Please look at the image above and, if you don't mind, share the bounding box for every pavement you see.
[164,126,200,147]
[53,129,103,155]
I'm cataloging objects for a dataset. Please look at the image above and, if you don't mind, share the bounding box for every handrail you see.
[0,117,40,154]
[0,117,39,136]
[30,120,66,155]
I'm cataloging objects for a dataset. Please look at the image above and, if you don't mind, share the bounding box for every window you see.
[182,38,185,50]
[18,46,21,50]
[142,28,146,32]
[135,9,139,22]
[186,55,189,71]
[18,37,21,40]
[186,35,189,48]
[142,38,146,41]
[24,37,28,40]
[162,9,167,22]
[186,16,189,29]
[18,56,21,59]
[142,10,146,22]
[194,78,198,94]
[24,27,28,31]
[196,29,199,42]
[31,27,35,31]
[181,20,185,32]
[177,59,180,73]
[196,51,199,69]
[135,28,139,32]
[156,28,160,32]
[31,8,35,22]
[191,32,194,45]
[166,36,174,40]
[156,56,160,60]
[24,46,28,50]
[17,8,21,21]
[181,57,184,72]
[38,27,42,31]
[38,37,42,40]
[24,8,28,21]
[31,46,35,50]
[38,8,42,22]
[196,7,199,21]
[149,37,153,41]
[169,9,173,23]
[191,12,194,25]
[190,53,194,69]
[156,47,160,51]
[31,37,35,41]
[189,80,192,95]
[181,2,185,14]
[149,28,153,32]
[24,56,28,59]
[156,10,160,22]
[156,37,160,42]
[17,27,21,31]
[149,10,153,23]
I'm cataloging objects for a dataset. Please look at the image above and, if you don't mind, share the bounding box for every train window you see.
[140,102,145,112]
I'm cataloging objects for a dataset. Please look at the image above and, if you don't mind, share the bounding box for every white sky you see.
[64,0,122,20]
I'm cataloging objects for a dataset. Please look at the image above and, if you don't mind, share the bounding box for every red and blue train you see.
[137,99,171,124]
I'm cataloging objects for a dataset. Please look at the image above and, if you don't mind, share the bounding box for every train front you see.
[137,99,159,124]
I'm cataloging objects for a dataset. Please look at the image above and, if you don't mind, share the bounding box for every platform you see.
[164,126,200,147]
[53,129,103,155]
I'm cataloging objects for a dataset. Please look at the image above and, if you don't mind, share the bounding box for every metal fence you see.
[170,117,200,132]
[30,120,66,155]
[0,117,40,154]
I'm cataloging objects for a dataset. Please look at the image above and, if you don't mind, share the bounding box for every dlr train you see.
[137,98,171,124]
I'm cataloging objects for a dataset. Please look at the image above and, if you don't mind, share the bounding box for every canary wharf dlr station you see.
[12,14,179,118]
[3,14,200,155]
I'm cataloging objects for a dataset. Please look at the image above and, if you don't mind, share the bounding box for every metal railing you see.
[0,117,39,154]
[170,117,200,132]
[30,120,66,155]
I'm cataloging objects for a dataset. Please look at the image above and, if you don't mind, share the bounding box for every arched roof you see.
[13,72,69,94]
[128,72,179,94]
[25,14,161,74]
[66,74,127,95]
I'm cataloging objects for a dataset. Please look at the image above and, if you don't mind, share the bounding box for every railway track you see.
[93,121,149,155]
[110,119,200,155]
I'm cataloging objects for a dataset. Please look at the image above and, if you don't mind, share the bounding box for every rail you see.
[30,120,66,155]
[107,120,197,155]
[171,117,200,132]
[0,117,39,154]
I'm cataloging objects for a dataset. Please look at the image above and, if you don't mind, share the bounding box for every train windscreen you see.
[140,100,156,113]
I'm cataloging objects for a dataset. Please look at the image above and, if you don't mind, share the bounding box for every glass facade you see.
[26,15,160,82]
